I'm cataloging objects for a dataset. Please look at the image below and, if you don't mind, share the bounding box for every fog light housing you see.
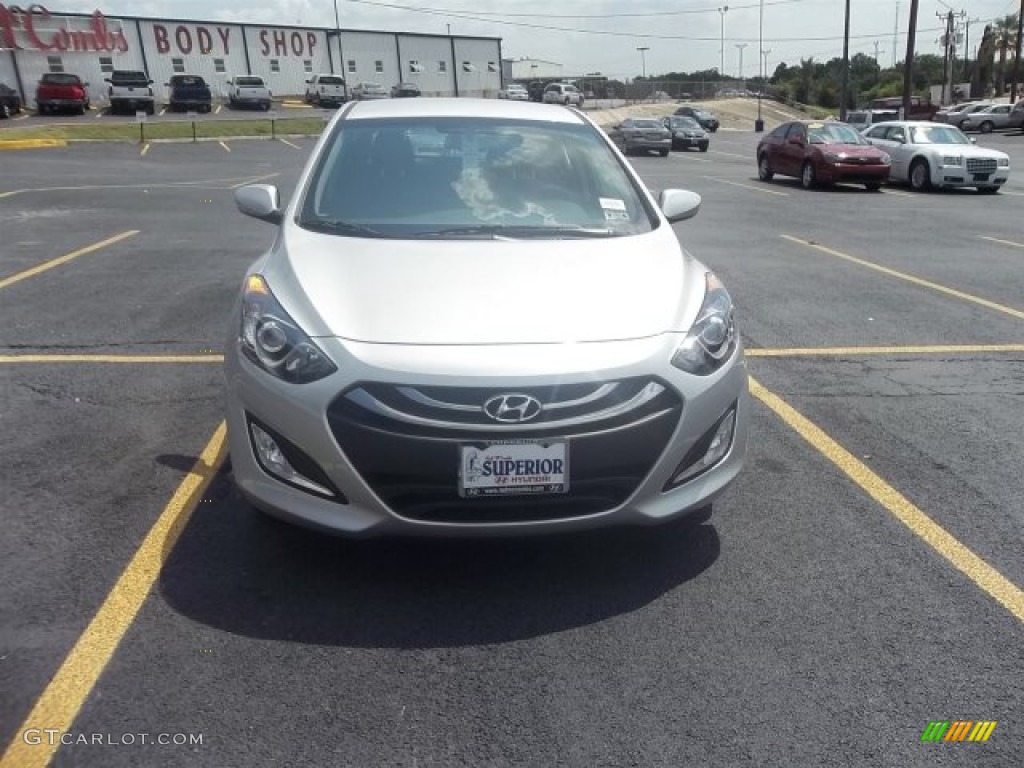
[248,418,345,501]
[664,406,737,489]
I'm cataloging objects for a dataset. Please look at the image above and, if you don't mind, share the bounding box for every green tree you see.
[995,14,1019,95]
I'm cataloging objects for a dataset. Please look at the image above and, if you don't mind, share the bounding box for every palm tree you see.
[995,13,1019,95]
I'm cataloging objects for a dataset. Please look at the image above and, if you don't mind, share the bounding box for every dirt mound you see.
[588,97,816,131]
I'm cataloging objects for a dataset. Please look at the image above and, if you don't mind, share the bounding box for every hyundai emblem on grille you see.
[483,394,543,423]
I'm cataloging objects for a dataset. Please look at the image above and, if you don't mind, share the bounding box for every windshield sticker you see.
[599,197,626,211]
[604,210,630,221]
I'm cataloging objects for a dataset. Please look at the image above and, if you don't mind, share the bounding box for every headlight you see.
[239,275,337,384]
[941,155,963,165]
[823,152,846,163]
[880,153,892,165]
[997,158,1009,167]
[671,273,737,376]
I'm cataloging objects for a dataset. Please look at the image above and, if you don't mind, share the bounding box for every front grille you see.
[966,158,997,175]
[327,379,682,524]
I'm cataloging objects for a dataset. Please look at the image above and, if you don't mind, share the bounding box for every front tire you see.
[801,161,817,189]
[699,143,709,152]
[261,101,271,111]
[909,158,931,191]
[758,153,774,181]
[659,149,669,157]
[864,182,882,192]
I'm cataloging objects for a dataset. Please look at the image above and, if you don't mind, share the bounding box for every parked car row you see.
[756,119,1011,194]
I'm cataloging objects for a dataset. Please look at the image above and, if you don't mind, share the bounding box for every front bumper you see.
[818,162,890,184]
[225,334,749,537]
[673,135,709,149]
[625,138,673,152]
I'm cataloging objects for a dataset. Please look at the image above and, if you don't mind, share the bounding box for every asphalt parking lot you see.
[1,130,1022,767]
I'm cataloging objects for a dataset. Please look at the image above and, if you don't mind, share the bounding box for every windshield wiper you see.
[298,219,388,237]
[413,224,618,239]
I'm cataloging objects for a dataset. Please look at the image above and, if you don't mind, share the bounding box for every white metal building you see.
[502,57,564,82]
[0,4,502,106]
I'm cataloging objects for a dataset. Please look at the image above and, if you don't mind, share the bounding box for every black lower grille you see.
[327,380,682,524]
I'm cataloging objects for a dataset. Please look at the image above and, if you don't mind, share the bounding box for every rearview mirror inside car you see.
[659,189,701,223]
[235,184,283,225]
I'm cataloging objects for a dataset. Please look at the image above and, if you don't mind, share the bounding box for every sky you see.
[55,0,1022,80]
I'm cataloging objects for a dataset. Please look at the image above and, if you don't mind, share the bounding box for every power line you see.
[340,0,946,43]
[343,0,814,20]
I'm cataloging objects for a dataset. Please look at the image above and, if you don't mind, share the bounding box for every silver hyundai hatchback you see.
[225,98,748,537]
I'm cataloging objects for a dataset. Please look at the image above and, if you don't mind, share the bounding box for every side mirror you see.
[788,137,804,146]
[235,184,282,225]
[970,137,977,144]
[148,79,154,84]
[894,135,906,144]
[659,189,701,223]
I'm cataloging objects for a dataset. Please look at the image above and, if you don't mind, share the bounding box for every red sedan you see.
[756,120,892,191]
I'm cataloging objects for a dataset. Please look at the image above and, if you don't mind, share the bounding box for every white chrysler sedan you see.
[862,121,1010,193]
[224,98,748,537]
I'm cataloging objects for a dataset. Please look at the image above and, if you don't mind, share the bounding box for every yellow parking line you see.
[0,175,282,198]
[140,142,150,156]
[746,344,1024,357]
[998,190,1024,197]
[218,141,231,153]
[94,110,103,119]
[0,354,222,364]
[671,154,712,163]
[748,376,1024,624]
[0,231,139,291]
[215,105,222,114]
[159,107,166,116]
[278,138,301,149]
[0,189,25,198]
[881,188,914,197]
[13,113,29,121]
[979,235,1024,250]
[0,423,227,768]
[702,175,789,197]
[781,235,1024,320]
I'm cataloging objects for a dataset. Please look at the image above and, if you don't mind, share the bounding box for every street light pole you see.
[718,6,729,82]
[735,43,748,83]
[840,0,851,121]
[757,0,764,130]
[637,46,649,81]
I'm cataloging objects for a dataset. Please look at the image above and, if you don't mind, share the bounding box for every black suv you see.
[166,75,212,113]
[673,105,719,132]
[0,82,23,118]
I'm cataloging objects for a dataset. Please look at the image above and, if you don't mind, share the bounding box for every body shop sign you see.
[152,23,318,58]
[0,4,128,52]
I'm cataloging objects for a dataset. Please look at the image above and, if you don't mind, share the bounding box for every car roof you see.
[346,98,586,124]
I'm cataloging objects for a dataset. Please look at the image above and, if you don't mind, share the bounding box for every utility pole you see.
[735,43,748,82]
[937,9,953,104]
[840,0,851,120]
[756,0,765,131]
[873,41,885,64]
[892,2,900,68]
[1012,0,1023,103]
[718,6,729,80]
[902,0,919,118]
[637,46,649,82]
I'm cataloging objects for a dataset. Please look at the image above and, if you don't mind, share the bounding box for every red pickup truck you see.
[867,96,940,121]
[36,73,90,115]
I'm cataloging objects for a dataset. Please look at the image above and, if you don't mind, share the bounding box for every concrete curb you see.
[0,138,67,151]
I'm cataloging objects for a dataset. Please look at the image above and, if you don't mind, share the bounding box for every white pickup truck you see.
[227,76,272,111]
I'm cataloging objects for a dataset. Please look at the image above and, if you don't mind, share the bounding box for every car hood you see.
[818,143,886,157]
[917,144,1009,160]
[265,223,701,345]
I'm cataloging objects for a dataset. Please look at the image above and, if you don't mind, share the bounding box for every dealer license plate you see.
[459,440,568,497]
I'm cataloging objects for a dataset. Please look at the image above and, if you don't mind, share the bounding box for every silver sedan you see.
[226,98,748,537]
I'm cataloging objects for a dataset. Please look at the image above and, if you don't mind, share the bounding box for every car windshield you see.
[42,74,80,85]
[111,72,147,83]
[320,76,344,85]
[670,117,701,130]
[630,120,663,130]
[172,76,206,86]
[910,125,970,145]
[300,117,655,239]
[236,77,264,86]
[807,123,867,145]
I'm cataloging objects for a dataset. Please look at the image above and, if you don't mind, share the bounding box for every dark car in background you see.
[527,80,547,102]
[0,83,23,118]
[607,118,672,156]
[674,105,719,132]
[757,120,891,191]
[166,75,212,113]
[661,115,709,152]
[391,82,421,98]
[36,73,89,115]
